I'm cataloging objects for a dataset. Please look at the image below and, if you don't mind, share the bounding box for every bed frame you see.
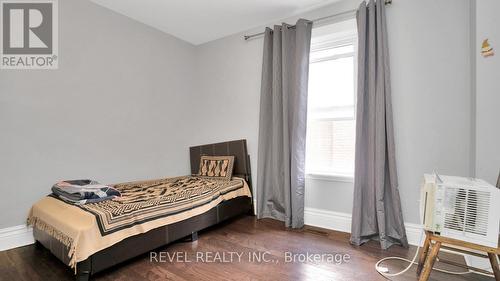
[33,139,254,281]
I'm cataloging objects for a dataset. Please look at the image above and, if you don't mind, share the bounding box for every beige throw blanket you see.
[28,176,251,270]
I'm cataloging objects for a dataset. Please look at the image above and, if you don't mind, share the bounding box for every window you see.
[306,29,357,179]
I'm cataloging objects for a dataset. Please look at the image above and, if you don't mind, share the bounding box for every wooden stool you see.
[416,231,500,281]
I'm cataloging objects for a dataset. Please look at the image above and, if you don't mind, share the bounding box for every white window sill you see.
[305,173,354,183]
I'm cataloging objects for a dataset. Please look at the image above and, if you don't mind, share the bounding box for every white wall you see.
[194,0,474,224]
[387,0,473,223]
[0,0,197,228]
[192,26,263,199]
[475,0,500,185]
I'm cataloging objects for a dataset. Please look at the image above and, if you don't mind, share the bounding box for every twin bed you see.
[29,140,254,281]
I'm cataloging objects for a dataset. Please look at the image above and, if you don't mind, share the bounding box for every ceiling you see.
[90,0,341,45]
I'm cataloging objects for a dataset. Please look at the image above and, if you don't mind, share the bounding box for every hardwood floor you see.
[0,216,495,281]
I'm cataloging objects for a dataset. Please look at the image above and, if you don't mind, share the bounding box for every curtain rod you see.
[243,0,392,41]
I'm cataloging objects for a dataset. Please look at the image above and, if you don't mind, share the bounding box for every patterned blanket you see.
[29,176,252,269]
[57,176,248,235]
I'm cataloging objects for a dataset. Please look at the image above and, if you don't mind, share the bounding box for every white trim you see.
[310,52,355,64]
[305,173,354,183]
[405,222,424,246]
[0,225,34,252]
[304,207,423,246]
[311,31,356,53]
[304,207,352,233]
[311,37,356,53]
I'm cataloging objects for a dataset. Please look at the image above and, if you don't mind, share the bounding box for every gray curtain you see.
[350,0,408,249]
[256,19,312,228]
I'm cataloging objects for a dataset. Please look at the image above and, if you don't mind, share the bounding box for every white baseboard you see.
[0,225,34,252]
[304,207,423,246]
[304,208,352,233]
[405,222,424,246]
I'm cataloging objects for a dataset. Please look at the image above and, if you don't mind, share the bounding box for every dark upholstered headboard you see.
[189,139,252,182]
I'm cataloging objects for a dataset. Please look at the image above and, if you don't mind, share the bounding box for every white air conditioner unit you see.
[420,173,500,248]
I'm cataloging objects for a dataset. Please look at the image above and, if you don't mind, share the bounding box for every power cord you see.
[374,230,495,279]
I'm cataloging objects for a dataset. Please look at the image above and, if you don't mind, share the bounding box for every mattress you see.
[28,176,252,269]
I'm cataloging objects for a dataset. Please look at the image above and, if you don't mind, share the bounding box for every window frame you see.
[305,34,358,181]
